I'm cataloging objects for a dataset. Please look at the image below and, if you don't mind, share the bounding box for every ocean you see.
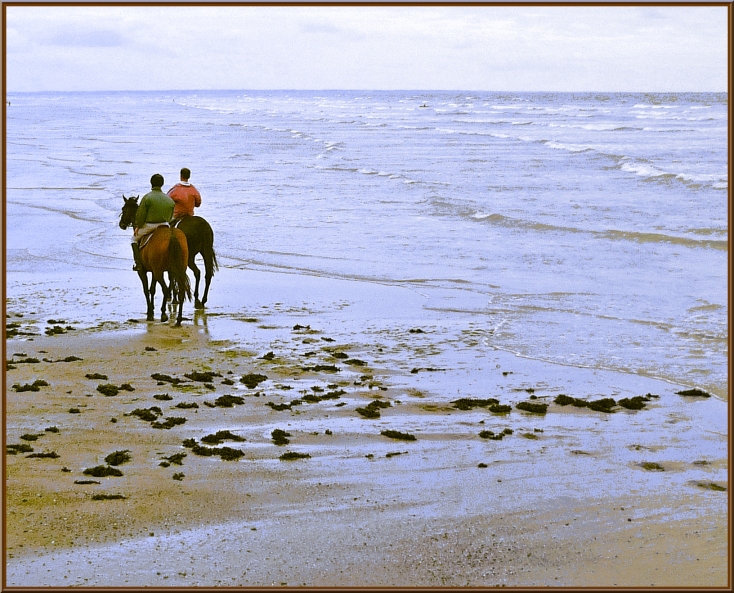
[4,90,728,398]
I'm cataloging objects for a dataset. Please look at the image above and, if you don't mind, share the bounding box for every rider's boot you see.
[131,242,144,271]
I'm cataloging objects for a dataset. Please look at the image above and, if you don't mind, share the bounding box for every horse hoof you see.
[194,300,204,310]
[161,315,169,323]
[175,321,182,327]
[147,315,154,321]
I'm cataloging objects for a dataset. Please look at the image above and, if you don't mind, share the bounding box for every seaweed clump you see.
[151,417,187,430]
[697,482,726,492]
[380,429,416,441]
[85,373,108,380]
[12,380,50,392]
[6,443,34,454]
[128,407,163,422]
[356,399,391,419]
[104,450,131,465]
[240,373,268,389]
[190,444,245,461]
[83,465,124,477]
[279,451,310,461]
[151,373,183,385]
[554,394,619,413]
[618,396,650,410]
[213,394,245,407]
[451,398,499,411]
[479,428,513,441]
[271,429,292,446]
[302,364,340,373]
[516,401,548,415]
[201,430,246,445]
[26,451,60,459]
[640,462,664,471]
[676,388,712,398]
[91,494,126,500]
[185,371,222,382]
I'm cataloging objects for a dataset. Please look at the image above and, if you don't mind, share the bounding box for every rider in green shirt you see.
[131,173,175,271]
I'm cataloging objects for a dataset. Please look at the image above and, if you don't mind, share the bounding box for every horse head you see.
[119,195,139,230]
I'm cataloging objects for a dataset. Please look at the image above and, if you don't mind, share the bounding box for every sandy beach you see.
[4,267,728,588]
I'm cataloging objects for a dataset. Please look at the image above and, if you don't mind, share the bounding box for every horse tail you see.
[169,231,192,302]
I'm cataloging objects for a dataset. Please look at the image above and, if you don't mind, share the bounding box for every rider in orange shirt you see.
[167,167,202,220]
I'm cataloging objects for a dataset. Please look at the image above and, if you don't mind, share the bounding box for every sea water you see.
[4,90,728,398]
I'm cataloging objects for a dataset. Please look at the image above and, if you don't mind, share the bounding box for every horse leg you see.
[200,249,215,308]
[190,258,203,309]
[176,283,185,326]
[149,278,158,322]
[157,274,170,323]
[138,271,155,321]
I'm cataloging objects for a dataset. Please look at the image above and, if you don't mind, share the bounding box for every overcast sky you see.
[5,5,728,92]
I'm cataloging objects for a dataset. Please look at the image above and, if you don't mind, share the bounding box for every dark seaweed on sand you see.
[6,444,34,454]
[151,373,183,385]
[151,417,187,430]
[12,380,49,392]
[515,401,548,414]
[640,462,665,471]
[91,494,126,500]
[85,373,108,380]
[201,430,246,445]
[214,394,245,407]
[268,398,304,411]
[271,429,292,445]
[697,482,726,491]
[451,398,500,411]
[163,452,187,465]
[26,451,60,459]
[185,370,222,382]
[279,451,311,460]
[154,393,173,401]
[74,480,100,485]
[479,428,513,440]
[20,433,40,441]
[175,402,199,409]
[191,444,245,461]
[356,399,391,419]
[96,384,119,396]
[618,396,649,410]
[380,429,416,441]
[104,450,131,466]
[586,398,617,413]
[240,373,268,389]
[676,388,712,398]
[488,404,512,414]
[301,364,340,373]
[128,407,163,422]
[83,465,124,477]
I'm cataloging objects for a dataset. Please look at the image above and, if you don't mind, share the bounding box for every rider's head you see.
[180,168,191,181]
[150,173,164,189]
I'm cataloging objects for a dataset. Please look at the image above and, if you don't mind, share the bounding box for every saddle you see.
[139,222,169,250]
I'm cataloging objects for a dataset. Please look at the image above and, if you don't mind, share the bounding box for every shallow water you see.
[5,90,728,398]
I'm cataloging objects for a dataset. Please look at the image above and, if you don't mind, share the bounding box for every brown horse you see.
[119,196,192,326]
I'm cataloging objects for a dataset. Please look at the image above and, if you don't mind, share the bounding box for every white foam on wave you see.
[544,141,594,153]
[620,162,668,177]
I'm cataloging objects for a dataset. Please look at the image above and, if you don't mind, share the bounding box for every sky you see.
[4,5,729,92]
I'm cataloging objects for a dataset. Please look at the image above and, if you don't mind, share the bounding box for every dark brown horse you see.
[119,196,191,326]
[171,215,218,309]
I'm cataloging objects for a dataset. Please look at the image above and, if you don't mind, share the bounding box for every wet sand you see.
[4,271,728,587]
